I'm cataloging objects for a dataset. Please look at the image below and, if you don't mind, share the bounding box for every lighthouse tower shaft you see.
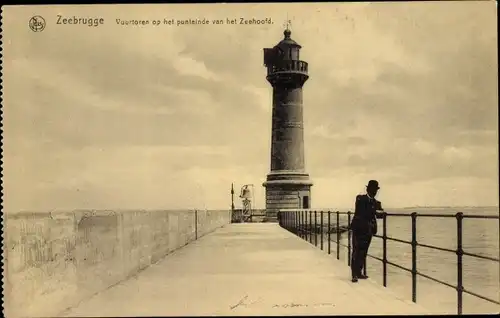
[263,29,313,215]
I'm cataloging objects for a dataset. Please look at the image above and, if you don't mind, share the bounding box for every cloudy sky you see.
[2,2,498,212]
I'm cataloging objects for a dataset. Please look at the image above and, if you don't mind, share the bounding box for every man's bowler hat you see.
[367,180,380,189]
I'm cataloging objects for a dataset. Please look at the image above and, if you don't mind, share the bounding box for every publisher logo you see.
[29,16,46,32]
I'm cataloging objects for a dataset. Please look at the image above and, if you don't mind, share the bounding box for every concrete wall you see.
[3,209,231,318]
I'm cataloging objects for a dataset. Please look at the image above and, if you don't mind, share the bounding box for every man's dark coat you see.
[350,194,384,235]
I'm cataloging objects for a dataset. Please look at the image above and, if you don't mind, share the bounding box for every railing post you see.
[320,211,324,250]
[382,212,387,287]
[298,211,300,236]
[195,209,198,240]
[303,211,306,240]
[295,211,298,235]
[301,211,304,239]
[411,212,417,303]
[288,211,290,230]
[303,210,306,238]
[297,211,300,235]
[309,211,312,244]
[290,212,292,231]
[347,211,352,266]
[297,211,299,237]
[305,211,308,240]
[302,210,305,239]
[314,211,318,247]
[456,212,464,315]
[336,211,340,260]
[328,211,331,254]
[363,209,368,277]
[293,211,296,234]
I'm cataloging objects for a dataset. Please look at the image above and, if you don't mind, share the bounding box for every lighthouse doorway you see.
[302,196,310,209]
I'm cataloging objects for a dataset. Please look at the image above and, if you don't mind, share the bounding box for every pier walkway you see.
[61,223,433,316]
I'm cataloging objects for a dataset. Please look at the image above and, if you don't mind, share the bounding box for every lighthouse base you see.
[262,171,313,222]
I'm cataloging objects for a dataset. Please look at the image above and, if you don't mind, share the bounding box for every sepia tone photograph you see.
[1,1,499,317]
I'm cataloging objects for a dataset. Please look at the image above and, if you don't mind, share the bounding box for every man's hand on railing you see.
[375,211,385,219]
[375,200,385,219]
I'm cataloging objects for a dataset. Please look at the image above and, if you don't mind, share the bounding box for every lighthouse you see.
[262,28,313,219]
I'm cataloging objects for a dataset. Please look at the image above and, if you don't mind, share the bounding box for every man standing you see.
[350,180,385,282]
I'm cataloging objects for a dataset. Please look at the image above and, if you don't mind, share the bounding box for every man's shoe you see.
[358,274,369,279]
[351,276,358,283]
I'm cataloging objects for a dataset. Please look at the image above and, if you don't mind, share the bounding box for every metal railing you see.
[278,210,500,315]
[267,60,308,76]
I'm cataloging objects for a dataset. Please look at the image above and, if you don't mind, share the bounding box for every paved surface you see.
[61,223,435,316]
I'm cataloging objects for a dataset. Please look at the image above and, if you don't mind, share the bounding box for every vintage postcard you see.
[1,2,498,317]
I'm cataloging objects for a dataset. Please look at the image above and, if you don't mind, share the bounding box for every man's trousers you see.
[351,229,373,277]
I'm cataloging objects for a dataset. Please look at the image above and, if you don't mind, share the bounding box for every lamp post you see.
[231,183,235,212]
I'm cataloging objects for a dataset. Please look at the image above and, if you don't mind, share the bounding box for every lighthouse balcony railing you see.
[267,60,308,76]
[277,209,500,315]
